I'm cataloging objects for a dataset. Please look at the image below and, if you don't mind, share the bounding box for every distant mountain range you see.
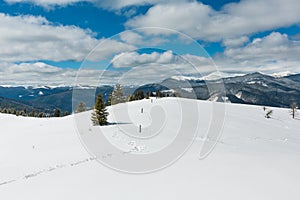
[0,72,299,114]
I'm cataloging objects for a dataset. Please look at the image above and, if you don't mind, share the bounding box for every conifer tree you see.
[91,93,108,126]
[111,83,126,105]
[156,90,163,98]
[75,101,86,113]
[107,93,112,106]
[111,83,125,105]
[30,109,36,117]
[2,108,7,113]
[145,92,150,99]
[129,90,145,101]
[38,112,46,118]
[64,111,69,116]
[53,108,61,117]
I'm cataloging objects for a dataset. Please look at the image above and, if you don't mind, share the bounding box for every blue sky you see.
[0,0,300,86]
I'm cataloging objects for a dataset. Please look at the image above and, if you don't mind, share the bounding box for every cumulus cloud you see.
[119,31,144,45]
[108,50,219,85]
[86,39,136,61]
[111,50,176,68]
[126,0,300,42]
[0,61,124,86]
[4,0,188,10]
[0,13,96,62]
[0,13,135,62]
[222,36,249,48]
[95,0,188,10]
[0,62,72,86]
[119,30,168,46]
[214,32,300,74]
[223,32,298,60]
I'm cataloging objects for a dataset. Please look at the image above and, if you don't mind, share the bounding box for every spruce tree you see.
[111,83,126,105]
[2,108,7,113]
[129,90,145,101]
[107,93,112,106]
[75,102,86,113]
[145,92,150,99]
[91,93,108,126]
[53,108,61,117]
[156,90,163,98]
[38,112,46,118]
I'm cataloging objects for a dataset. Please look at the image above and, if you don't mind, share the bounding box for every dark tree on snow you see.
[91,93,108,126]
[53,108,61,117]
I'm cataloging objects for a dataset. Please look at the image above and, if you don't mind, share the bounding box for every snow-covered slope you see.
[0,98,300,200]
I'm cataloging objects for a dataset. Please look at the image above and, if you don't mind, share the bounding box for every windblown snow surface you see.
[0,98,300,200]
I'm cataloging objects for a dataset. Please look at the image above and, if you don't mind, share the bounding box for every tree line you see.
[4,83,297,124]
[0,107,69,118]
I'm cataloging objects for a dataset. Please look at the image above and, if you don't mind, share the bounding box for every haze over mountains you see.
[0,72,299,114]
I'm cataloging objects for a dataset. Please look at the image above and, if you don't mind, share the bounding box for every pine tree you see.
[107,93,112,106]
[111,83,126,105]
[156,90,163,98]
[129,90,145,101]
[145,92,150,99]
[91,93,108,126]
[11,108,17,115]
[75,102,86,113]
[2,108,7,113]
[174,91,181,97]
[38,112,46,118]
[64,111,69,116]
[53,108,61,117]
[30,109,36,117]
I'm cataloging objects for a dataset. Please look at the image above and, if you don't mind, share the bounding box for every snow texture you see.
[0,98,300,200]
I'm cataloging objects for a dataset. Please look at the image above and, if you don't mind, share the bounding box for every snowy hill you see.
[0,98,300,200]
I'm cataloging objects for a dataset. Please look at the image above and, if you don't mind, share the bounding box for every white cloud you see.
[8,62,63,74]
[0,61,124,86]
[0,62,72,86]
[0,13,96,62]
[222,36,249,47]
[109,50,219,85]
[111,50,176,68]
[119,31,144,45]
[223,32,297,60]
[4,0,91,8]
[4,0,188,10]
[126,0,300,42]
[119,30,168,46]
[0,13,136,62]
[95,0,188,10]
[86,39,136,61]
[214,32,300,74]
